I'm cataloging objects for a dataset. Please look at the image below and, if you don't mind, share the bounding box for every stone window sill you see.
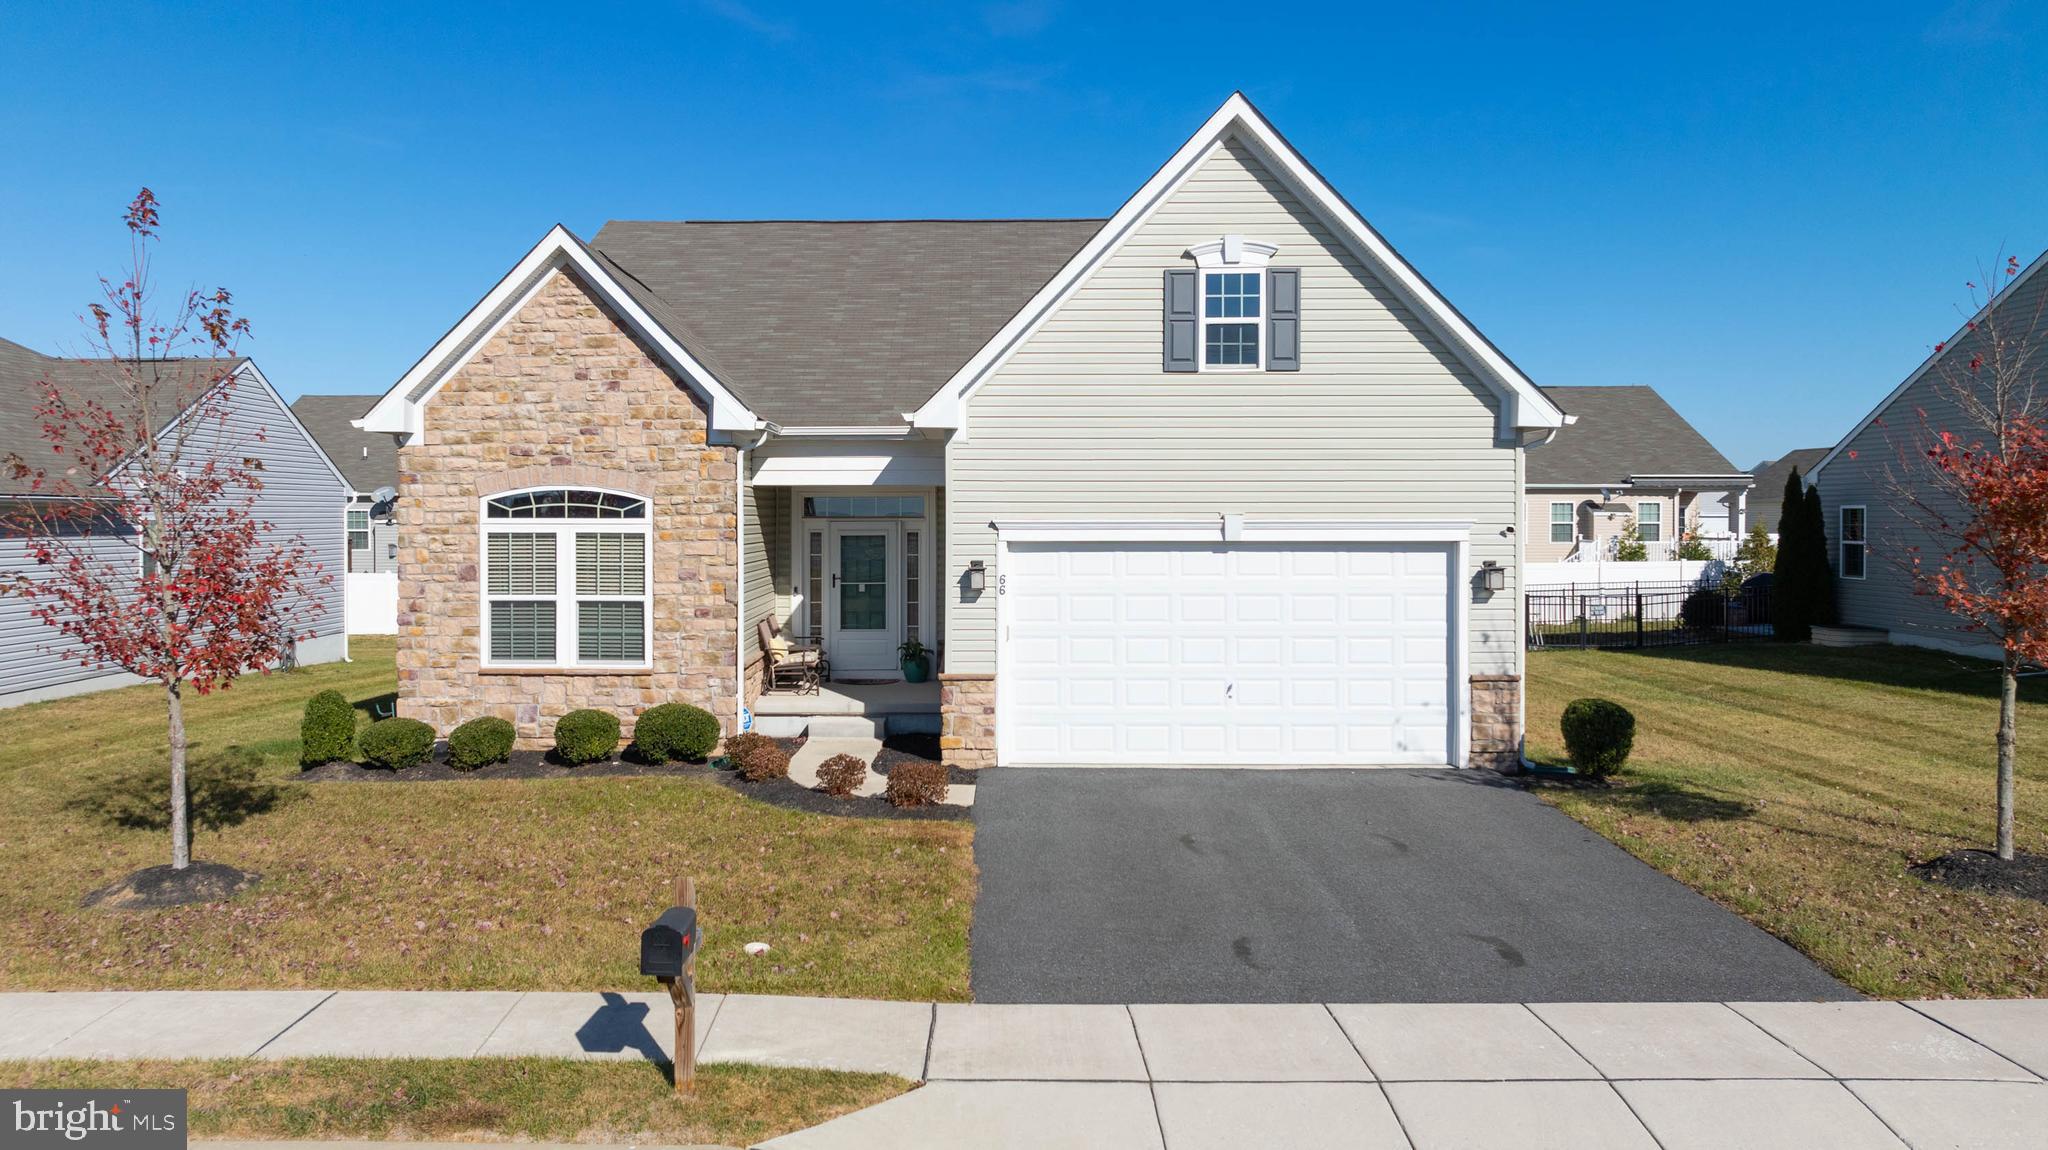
[480,666,655,677]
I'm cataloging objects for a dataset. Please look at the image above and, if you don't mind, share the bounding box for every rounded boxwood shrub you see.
[1561,698,1636,779]
[815,753,868,797]
[359,717,437,770]
[724,732,789,782]
[300,690,355,767]
[632,702,721,763]
[447,716,516,771]
[1680,586,1726,632]
[885,760,950,808]
[554,709,621,765]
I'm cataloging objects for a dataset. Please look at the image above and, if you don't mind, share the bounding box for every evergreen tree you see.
[1803,485,1837,627]
[1771,468,1809,641]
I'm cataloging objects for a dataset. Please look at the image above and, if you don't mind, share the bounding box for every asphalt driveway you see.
[970,768,1854,1003]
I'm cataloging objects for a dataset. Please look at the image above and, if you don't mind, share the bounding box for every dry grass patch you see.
[1528,643,2048,997]
[0,638,974,999]
[4,1058,910,1145]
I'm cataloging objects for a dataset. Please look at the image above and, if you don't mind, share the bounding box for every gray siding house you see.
[1749,448,1830,535]
[1806,251,2048,658]
[357,94,1568,770]
[291,394,400,573]
[0,338,349,706]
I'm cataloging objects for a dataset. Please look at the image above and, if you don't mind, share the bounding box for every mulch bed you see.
[299,748,717,783]
[1911,849,2048,905]
[871,732,978,786]
[729,734,967,822]
[84,861,258,909]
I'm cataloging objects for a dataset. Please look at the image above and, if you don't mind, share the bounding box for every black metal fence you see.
[1527,580,1773,650]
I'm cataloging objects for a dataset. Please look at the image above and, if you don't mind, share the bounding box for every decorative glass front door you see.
[827,525,898,674]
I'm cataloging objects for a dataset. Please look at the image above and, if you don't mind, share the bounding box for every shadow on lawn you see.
[1608,643,2048,706]
[1599,779,1756,823]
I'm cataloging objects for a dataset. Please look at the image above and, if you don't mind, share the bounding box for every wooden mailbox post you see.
[640,875,700,1095]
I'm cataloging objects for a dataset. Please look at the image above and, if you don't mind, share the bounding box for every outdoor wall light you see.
[966,560,987,593]
[1479,560,1506,592]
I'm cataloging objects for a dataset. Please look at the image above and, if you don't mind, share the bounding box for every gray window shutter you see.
[1163,269,1198,372]
[1267,268,1300,371]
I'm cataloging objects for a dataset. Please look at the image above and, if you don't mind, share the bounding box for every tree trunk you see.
[1997,654,2018,862]
[166,677,190,870]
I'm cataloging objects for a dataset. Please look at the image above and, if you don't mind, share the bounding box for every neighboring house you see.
[1748,448,1830,535]
[0,337,349,707]
[1807,250,2048,659]
[291,394,400,573]
[357,94,1569,770]
[1525,386,1752,563]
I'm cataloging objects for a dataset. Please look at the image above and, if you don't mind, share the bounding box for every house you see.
[1806,250,2048,659]
[1748,448,1830,535]
[1525,386,1752,563]
[291,395,400,574]
[356,94,1568,770]
[0,337,349,706]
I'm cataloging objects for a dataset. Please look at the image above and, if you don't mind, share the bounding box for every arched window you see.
[480,488,651,668]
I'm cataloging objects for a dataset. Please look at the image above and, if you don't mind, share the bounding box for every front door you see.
[827,523,898,676]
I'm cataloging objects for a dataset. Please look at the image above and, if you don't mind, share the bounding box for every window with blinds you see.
[480,490,650,668]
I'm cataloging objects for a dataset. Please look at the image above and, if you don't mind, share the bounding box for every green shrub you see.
[1680,587,1726,631]
[359,717,437,770]
[724,732,788,782]
[816,753,867,797]
[447,716,516,771]
[1560,698,1636,779]
[300,690,356,767]
[1613,520,1648,562]
[73,745,303,834]
[554,709,621,765]
[631,702,721,763]
[884,759,950,808]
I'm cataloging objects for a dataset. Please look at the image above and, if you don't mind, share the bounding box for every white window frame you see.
[346,507,371,573]
[1549,501,1575,544]
[1636,501,1663,543]
[478,488,653,670]
[1190,235,1278,374]
[1839,504,1867,580]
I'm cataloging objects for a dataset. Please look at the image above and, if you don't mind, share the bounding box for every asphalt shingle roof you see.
[1528,385,1743,486]
[0,337,245,497]
[587,219,1106,426]
[290,394,396,495]
[1748,447,1830,533]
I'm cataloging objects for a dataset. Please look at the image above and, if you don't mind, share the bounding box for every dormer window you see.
[1203,272,1262,367]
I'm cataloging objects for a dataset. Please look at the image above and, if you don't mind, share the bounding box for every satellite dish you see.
[370,485,397,504]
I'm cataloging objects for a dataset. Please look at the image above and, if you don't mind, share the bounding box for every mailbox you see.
[639,906,701,977]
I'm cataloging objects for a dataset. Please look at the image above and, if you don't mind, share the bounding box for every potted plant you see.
[898,639,931,683]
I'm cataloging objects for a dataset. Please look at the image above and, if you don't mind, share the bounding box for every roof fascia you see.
[911,93,1564,433]
[356,226,758,439]
[1806,249,2048,485]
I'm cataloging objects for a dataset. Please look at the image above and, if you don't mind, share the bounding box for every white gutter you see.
[735,428,773,733]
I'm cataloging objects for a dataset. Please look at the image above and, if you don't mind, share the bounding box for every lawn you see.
[1528,643,2048,998]
[0,637,974,1000]
[4,1058,910,1144]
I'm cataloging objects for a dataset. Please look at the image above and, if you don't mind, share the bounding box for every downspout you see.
[735,427,773,733]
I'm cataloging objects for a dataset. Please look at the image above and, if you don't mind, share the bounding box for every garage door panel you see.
[1004,542,1456,766]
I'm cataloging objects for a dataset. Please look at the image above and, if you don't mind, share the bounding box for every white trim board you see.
[1806,248,2048,486]
[910,92,1565,436]
[354,225,758,440]
[990,516,1475,544]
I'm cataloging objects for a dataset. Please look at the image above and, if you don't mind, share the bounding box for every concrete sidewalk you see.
[3,992,2044,1148]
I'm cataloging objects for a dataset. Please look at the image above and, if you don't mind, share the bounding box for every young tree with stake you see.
[1,189,329,875]
[1886,255,2048,862]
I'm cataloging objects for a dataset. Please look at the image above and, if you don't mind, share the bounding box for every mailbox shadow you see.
[573,991,666,1065]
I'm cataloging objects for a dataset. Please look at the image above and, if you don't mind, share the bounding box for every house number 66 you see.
[997,573,1006,595]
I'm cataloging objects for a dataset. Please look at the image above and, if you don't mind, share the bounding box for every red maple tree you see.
[1,189,329,871]
[1889,255,2048,862]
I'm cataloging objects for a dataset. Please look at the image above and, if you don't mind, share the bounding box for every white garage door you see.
[1003,542,1456,766]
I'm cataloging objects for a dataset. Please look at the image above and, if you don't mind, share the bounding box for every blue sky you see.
[1,1,2042,469]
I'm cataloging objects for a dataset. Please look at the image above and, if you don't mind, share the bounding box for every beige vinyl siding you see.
[1811,266,2048,655]
[1524,490,1687,562]
[946,136,1523,676]
[740,481,787,661]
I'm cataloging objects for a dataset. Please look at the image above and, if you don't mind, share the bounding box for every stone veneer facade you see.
[939,673,996,769]
[396,269,740,746]
[1468,674,1523,773]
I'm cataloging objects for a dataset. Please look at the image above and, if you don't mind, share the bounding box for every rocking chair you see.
[758,617,826,694]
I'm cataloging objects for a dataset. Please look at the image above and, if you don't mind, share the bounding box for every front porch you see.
[752,677,941,721]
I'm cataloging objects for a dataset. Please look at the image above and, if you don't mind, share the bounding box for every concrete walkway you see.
[4,992,2044,1148]
[786,736,975,806]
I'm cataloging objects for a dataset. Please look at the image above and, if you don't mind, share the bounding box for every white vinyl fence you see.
[1525,558,1726,589]
[344,571,398,635]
